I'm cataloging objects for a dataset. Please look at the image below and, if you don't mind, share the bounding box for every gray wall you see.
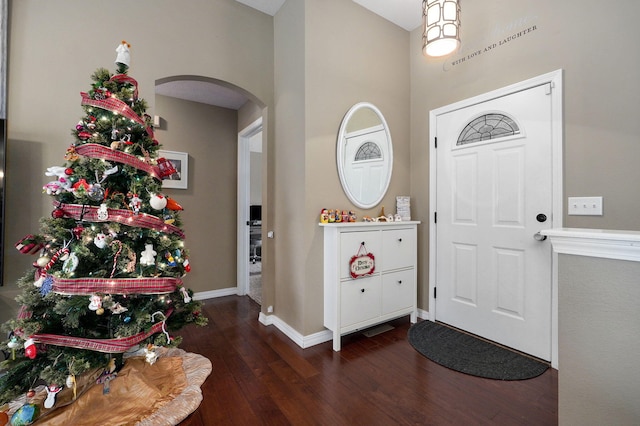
[155,95,238,293]
[410,0,640,310]
[274,0,410,334]
[558,254,640,424]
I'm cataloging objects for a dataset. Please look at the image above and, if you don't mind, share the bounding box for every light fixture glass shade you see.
[422,0,461,57]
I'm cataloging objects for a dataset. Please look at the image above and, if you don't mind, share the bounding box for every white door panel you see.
[436,84,553,360]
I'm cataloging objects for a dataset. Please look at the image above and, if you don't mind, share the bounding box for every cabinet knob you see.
[361,289,365,293]
[398,238,402,242]
[398,280,402,284]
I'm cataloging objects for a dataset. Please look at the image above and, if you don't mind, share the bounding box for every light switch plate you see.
[568,196,603,216]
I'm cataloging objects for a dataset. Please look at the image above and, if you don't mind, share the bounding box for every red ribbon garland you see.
[31,309,173,353]
[74,143,162,181]
[109,74,139,100]
[52,201,186,239]
[50,276,182,296]
[80,92,155,140]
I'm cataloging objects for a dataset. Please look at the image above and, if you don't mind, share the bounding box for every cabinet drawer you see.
[340,276,381,327]
[382,269,415,315]
[339,230,381,279]
[382,228,415,271]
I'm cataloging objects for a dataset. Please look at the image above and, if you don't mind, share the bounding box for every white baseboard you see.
[193,287,238,301]
[258,312,333,349]
[417,308,429,320]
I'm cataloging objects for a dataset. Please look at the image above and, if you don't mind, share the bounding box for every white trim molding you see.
[258,313,333,348]
[541,228,640,262]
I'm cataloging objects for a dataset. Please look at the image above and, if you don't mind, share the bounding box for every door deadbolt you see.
[536,213,547,223]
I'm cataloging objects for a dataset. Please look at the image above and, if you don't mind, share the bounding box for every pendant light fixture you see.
[422,0,461,57]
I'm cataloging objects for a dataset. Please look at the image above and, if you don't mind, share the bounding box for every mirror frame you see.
[336,102,393,209]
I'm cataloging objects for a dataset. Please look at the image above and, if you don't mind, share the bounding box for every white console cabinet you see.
[320,221,419,351]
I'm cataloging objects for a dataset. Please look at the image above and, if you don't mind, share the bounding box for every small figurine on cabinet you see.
[328,209,336,223]
[349,211,357,222]
[341,210,349,222]
[394,213,402,222]
[320,208,330,224]
[334,209,342,223]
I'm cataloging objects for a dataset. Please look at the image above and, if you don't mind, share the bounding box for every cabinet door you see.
[381,228,415,271]
[340,276,381,327]
[382,269,415,315]
[339,230,381,279]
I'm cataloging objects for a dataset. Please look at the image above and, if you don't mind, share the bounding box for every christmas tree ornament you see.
[110,302,128,314]
[75,121,84,131]
[15,234,45,255]
[88,295,102,311]
[87,184,105,201]
[110,240,123,278]
[72,179,90,196]
[42,247,70,272]
[51,208,65,219]
[10,403,39,426]
[149,193,167,210]
[7,335,19,360]
[97,203,109,220]
[65,146,79,161]
[23,338,36,359]
[129,194,141,214]
[26,389,35,399]
[77,130,92,140]
[96,307,105,316]
[144,344,159,365]
[125,250,137,273]
[72,224,85,239]
[39,276,54,297]
[62,252,79,273]
[166,197,184,211]
[35,256,50,268]
[66,374,77,400]
[44,385,63,409]
[93,233,107,249]
[65,167,74,175]
[180,287,192,303]
[140,243,157,266]
[0,409,8,426]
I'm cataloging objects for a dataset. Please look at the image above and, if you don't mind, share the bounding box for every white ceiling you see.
[157,0,422,110]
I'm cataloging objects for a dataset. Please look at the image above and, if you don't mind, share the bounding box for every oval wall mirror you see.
[336,102,393,209]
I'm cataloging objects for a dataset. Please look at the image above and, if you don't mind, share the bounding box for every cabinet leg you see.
[333,331,341,351]
[410,310,417,323]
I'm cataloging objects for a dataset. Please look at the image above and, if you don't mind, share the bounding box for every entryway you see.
[428,70,563,366]
[237,117,263,305]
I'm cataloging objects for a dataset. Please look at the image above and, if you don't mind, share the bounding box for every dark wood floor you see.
[177,296,557,425]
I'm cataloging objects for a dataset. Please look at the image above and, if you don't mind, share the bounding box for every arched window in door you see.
[354,141,382,161]
[457,113,520,146]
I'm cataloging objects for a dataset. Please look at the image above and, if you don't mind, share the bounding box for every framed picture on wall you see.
[159,150,189,189]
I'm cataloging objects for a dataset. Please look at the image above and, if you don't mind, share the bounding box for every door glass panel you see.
[457,113,520,146]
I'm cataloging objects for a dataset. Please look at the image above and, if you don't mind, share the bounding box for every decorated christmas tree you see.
[0,41,206,423]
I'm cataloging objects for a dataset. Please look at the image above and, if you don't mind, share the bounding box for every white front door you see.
[343,126,389,207]
[434,83,554,361]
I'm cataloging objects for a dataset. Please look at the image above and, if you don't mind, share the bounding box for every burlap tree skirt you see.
[6,348,211,425]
